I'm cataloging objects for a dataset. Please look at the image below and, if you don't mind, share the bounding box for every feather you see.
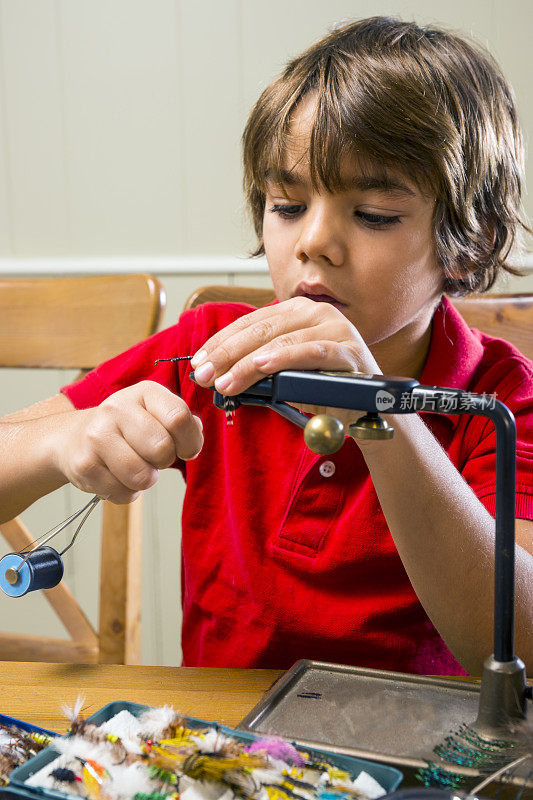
[138,707,185,741]
[190,730,238,754]
[246,737,305,768]
[22,706,385,800]
[108,762,159,800]
[80,757,111,800]
[61,695,86,723]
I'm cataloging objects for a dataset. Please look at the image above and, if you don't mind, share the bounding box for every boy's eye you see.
[269,203,305,219]
[355,210,401,227]
[268,205,401,227]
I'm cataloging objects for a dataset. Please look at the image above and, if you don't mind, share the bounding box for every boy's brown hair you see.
[242,16,528,295]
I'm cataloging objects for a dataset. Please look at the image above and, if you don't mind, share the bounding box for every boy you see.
[1,17,532,676]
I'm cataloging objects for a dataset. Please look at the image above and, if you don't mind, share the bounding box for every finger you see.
[212,337,361,396]
[253,339,359,373]
[69,445,147,504]
[93,431,159,492]
[140,385,204,461]
[191,298,339,384]
[191,302,291,363]
[115,404,179,469]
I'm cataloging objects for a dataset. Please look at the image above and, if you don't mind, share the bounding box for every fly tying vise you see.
[211,368,530,752]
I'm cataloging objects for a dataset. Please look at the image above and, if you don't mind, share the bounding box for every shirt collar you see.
[417,295,486,428]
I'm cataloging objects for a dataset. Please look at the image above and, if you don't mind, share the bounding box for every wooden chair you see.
[451,294,533,361]
[184,286,533,361]
[0,274,166,664]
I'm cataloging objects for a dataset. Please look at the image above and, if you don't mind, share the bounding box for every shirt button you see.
[319,460,336,478]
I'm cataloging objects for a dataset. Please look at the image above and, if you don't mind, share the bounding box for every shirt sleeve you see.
[61,320,190,409]
[460,360,533,520]
[61,301,255,409]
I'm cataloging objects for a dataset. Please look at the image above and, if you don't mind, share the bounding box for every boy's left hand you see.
[190,297,381,422]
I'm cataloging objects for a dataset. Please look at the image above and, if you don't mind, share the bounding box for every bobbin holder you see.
[211,369,527,736]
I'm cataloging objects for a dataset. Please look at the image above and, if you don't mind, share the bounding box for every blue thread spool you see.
[0,547,64,597]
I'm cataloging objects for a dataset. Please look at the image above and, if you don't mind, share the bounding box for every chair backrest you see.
[0,274,166,664]
[184,286,533,361]
[450,294,533,361]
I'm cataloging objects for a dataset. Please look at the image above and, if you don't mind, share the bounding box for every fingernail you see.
[253,351,274,367]
[191,349,207,368]
[194,415,203,431]
[194,361,215,383]
[215,372,233,391]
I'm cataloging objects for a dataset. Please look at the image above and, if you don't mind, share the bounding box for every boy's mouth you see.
[294,284,347,309]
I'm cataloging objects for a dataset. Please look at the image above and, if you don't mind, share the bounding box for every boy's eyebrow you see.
[352,175,416,197]
[266,168,416,197]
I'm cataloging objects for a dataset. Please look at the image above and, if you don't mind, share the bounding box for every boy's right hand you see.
[53,381,203,504]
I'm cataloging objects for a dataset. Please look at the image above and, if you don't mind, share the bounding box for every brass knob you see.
[348,412,394,440]
[5,568,19,585]
[304,414,345,455]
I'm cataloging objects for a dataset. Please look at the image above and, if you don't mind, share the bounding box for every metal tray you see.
[10,700,403,798]
[237,660,533,793]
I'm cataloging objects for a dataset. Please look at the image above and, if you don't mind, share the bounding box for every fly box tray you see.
[0,715,57,800]
[237,660,533,795]
[8,700,403,799]
[0,715,56,738]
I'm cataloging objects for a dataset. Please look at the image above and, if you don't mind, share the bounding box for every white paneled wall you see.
[0,0,532,665]
[0,0,531,259]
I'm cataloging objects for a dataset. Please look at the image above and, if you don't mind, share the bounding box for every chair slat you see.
[184,285,275,311]
[0,632,98,663]
[451,294,533,360]
[0,275,165,368]
[0,274,165,664]
[98,498,143,665]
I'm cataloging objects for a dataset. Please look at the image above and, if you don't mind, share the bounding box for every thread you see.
[0,546,64,597]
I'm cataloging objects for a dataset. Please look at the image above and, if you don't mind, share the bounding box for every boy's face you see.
[262,95,444,352]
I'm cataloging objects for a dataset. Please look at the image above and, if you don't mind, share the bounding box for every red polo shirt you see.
[62,296,533,674]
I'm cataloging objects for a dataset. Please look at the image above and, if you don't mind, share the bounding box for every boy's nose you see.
[294,208,345,266]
